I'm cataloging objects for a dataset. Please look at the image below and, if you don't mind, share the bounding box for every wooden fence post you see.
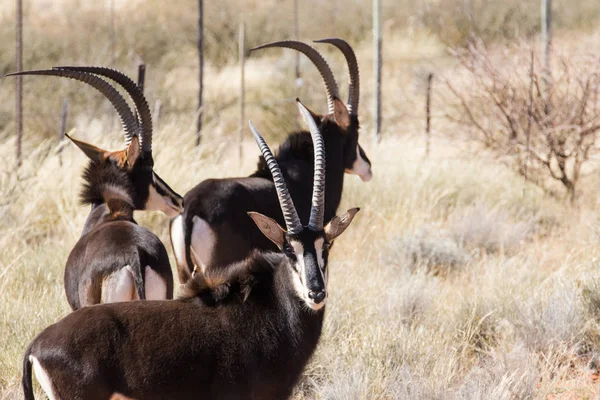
[109,0,116,64]
[196,0,204,146]
[373,0,382,141]
[541,0,552,114]
[16,0,23,167]
[58,99,68,167]
[238,21,246,163]
[137,64,146,92]
[293,0,301,90]
[425,73,433,158]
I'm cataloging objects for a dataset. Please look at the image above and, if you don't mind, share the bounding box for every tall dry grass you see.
[3,0,600,399]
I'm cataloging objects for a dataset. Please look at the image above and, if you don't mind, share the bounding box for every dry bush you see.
[448,204,535,255]
[455,343,538,400]
[417,0,600,47]
[446,39,600,201]
[386,226,471,275]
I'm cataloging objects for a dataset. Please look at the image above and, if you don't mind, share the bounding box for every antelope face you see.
[285,229,329,310]
[342,116,372,182]
[132,163,184,218]
[249,208,359,311]
[101,144,183,217]
[327,99,373,182]
[344,142,372,182]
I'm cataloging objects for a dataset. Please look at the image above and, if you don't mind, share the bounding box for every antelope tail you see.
[131,260,146,301]
[22,346,35,400]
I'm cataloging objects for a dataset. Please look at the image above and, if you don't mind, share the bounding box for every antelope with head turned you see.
[171,38,372,282]
[8,67,183,308]
[22,113,360,400]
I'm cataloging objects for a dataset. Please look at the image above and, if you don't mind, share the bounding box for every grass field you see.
[3,1,600,399]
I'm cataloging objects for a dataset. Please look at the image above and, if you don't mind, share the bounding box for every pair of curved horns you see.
[7,66,153,154]
[249,100,326,234]
[251,38,360,116]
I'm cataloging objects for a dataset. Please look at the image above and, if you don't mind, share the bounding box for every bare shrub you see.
[448,205,534,255]
[453,302,501,365]
[386,272,441,326]
[581,279,600,322]
[386,226,471,275]
[446,40,600,202]
[455,343,538,400]
[510,282,584,355]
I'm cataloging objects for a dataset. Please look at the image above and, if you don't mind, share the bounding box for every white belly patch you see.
[101,266,136,303]
[30,355,58,400]
[145,266,168,300]
[190,216,215,273]
[170,214,188,271]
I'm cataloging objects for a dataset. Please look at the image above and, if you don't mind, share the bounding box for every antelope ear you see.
[324,207,360,241]
[248,212,286,249]
[126,135,141,169]
[332,98,350,130]
[66,133,108,163]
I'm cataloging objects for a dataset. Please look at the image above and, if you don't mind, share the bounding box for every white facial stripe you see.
[153,174,172,196]
[145,185,179,218]
[314,238,325,269]
[345,145,372,182]
[291,240,306,283]
[290,240,308,299]
[314,238,326,285]
[150,173,184,215]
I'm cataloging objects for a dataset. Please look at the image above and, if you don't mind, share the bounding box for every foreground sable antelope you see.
[171,38,372,282]
[22,118,359,400]
[8,67,183,308]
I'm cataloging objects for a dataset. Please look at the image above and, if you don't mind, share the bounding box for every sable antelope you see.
[22,118,360,400]
[171,38,372,282]
[8,67,183,308]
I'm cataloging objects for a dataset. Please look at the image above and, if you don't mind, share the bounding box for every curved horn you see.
[251,40,339,115]
[7,69,137,141]
[314,38,360,115]
[297,100,325,231]
[249,121,303,235]
[55,66,153,154]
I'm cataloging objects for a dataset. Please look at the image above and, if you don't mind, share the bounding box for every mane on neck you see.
[80,160,134,209]
[252,131,315,179]
[179,250,282,306]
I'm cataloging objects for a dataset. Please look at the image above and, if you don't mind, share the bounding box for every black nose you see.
[308,290,326,303]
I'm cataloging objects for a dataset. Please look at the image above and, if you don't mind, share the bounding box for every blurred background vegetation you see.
[2,0,600,144]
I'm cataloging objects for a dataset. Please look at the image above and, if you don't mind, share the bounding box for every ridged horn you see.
[249,121,303,235]
[315,38,360,115]
[7,69,137,141]
[55,66,153,154]
[297,100,325,231]
[250,40,340,115]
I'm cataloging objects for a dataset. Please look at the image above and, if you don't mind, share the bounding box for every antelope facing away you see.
[22,116,360,400]
[171,38,372,282]
[8,67,183,308]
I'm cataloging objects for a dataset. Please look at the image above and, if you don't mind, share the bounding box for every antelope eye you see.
[283,243,294,256]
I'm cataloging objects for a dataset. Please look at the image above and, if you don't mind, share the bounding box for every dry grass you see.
[3,0,600,399]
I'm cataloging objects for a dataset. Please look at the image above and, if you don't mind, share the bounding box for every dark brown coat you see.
[23,251,324,400]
